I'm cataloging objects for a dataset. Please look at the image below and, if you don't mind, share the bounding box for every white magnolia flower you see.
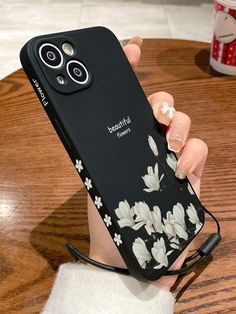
[163,203,188,241]
[161,102,176,120]
[114,233,122,246]
[75,159,83,173]
[151,237,173,269]
[166,153,177,172]
[84,177,92,190]
[104,214,112,227]
[132,237,152,269]
[187,183,195,195]
[142,163,164,193]
[152,206,163,234]
[94,196,103,209]
[186,203,203,234]
[148,135,159,156]
[170,237,180,250]
[134,201,155,235]
[115,200,136,228]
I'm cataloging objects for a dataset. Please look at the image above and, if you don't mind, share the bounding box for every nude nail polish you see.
[167,135,185,153]
[175,167,186,179]
[155,102,175,126]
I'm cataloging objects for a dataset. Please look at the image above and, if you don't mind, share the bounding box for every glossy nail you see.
[175,158,191,179]
[129,36,143,48]
[167,134,185,153]
[175,167,187,179]
[154,102,175,126]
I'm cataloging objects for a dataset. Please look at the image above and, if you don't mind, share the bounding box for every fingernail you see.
[129,36,143,48]
[167,126,185,153]
[154,102,175,126]
[167,136,185,153]
[175,159,191,179]
[175,167,186,179]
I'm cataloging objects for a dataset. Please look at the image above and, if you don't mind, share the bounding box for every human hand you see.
[87,37,208,289]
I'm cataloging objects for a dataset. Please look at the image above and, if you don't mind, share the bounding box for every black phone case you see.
[20,26,205,281]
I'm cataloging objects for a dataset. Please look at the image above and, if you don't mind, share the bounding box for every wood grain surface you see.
[0,39,236,313]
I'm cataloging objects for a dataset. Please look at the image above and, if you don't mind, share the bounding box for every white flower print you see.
[169,237,180,250]
[186,203,203,234]
[163,203,188,241]
[104,214,112,227]
[152,206,163,234]
[187,183,195,195]
[132,237,152,269]
[75,159,83,173]
[166,152,177,172]
[84,177,92,190]
[151,237,173,269]
[142,163,164,193]
[148,135,159,156]
[114,233,122,246]
[133,201,158,235]
[115,200,136,228]
[94,195,103,209]
[160,102,176,120]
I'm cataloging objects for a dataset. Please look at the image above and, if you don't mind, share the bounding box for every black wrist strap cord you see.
[66,205,221,278]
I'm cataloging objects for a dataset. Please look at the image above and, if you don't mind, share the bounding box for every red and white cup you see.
[210,0,236,75]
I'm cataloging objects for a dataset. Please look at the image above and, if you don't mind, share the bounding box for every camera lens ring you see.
[39,43,63,69]
[66,60,89,84]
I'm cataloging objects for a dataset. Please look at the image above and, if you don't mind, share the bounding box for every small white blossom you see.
[166,153,177,172]
[114,233,122,246]
[161,102,176,120]
[148,135,159,156]
[151,237,173,269]
[104,214,112,227]
[75,159,83,173]
[186,203,203,234]
[132,237,152,269]
[142,163,164,193]
[84,177,92,190]
[94,196,103,209]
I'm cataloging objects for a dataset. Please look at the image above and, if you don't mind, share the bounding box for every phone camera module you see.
[39,43,63,69]
[66,60,89,84]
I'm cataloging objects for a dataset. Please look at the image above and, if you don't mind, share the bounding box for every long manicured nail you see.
[175,167,187,179]
[167,126,185,153]
[154,102,175,126]
[129,36,143,48]
[175,159,191,179]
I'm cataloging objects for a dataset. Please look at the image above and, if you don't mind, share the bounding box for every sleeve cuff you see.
[41,263,175,314]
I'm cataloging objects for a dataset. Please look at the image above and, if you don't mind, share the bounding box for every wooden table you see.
[0,39,236,313]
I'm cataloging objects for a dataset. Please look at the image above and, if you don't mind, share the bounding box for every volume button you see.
[53,119,71,148]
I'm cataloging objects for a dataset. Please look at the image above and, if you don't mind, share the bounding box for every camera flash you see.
[62,43,74,56]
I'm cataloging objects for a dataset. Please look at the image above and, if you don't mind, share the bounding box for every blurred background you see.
[0,0,213,79]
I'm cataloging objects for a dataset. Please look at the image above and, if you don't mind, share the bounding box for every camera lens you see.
[66,60,89,84]
[39,43,63,69]
[47,51,56,61]
[73,67,82,77]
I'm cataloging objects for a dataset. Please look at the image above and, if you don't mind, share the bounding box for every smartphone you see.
[20,27,205,281]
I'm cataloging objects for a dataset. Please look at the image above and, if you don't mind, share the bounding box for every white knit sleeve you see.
[41,263,175,314]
